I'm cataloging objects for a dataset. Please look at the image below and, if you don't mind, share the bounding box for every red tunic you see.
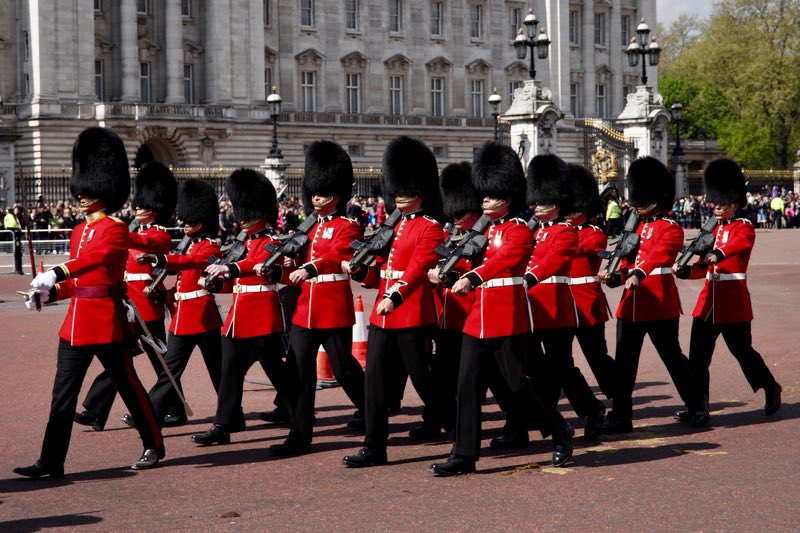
[462,217,533,339]
[615,216,683,322]
[160,237,223,335]
[359,212,442,329]
[222,230,285,338]
[125,224,172,322]
[526,221,578,329]
[290,214,360,329]
[687,218,755,324]
[432,227,474,329]
[570,224,611,327]
[51,212,129,346]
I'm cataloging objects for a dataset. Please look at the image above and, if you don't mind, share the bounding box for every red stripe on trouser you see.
[123,351,163,448]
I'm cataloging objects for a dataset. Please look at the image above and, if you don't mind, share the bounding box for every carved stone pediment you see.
[384,54,411,71]
[596,65,612,84]
[570,70,584,83]
[341,51,369,69]
[295,48,325,66]
[265,46,277,64]
[466,58,492,75]
[505,61,528,78]
[95,35,114,55]
[426,56,452,74]
[183,39,203,60]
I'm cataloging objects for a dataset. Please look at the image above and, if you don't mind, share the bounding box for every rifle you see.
[348,208,403,270]
[204,230,249,287]
[435,215,491,282]
[128,218,140,232]
[144,235,192,299]
[527,215,540,232]
[261,212,319,270]
[674,215,718,270]
[598,211,640,276]
[21,181,41,310]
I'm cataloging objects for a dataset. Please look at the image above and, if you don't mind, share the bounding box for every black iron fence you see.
[685,170,795,197]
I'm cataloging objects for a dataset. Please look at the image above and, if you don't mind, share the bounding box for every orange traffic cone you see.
[352,294,367,369]
[316,345,339,389]
[38,261,44,273]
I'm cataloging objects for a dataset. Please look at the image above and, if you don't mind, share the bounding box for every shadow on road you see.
[0,512,103,533]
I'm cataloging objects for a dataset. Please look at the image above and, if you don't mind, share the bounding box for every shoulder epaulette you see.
[736,217,753,225]
[588,224,602,231]
[422,215,441,225]
[511,218,526,225]
[342,216,360,224]
[108,215,124,224]
[663,218,678,225]
[557,221,572,227]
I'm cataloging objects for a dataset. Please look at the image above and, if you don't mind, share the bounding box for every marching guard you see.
[601,157,708,433]
[342,136,453,468]
[675,158,781,419]
[15,127,164,478]
[74,161,181,430]
[430,142,574,476]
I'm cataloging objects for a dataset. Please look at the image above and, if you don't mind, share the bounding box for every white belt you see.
[706,272,746,281]
[124,273,153,282]
[174,289,209,301]
[307,273,350,283]
[234,284,278,294]
[539,276,571,284]
[482,276,523,288]
[380,270,404,280]
[649,267,673,276]
[571,276,600,285]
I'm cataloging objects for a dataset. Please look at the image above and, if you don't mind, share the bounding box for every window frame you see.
[300,0,315,28]
[431,76,445,117]
[509,7,522,41]
[181,0,192,18]
[595,83,606,118]
[569,10,580,45]
[345,72,362,114]
[570,82,580,117]
[136,0,149,16]
[183,63,194,104]
[389,75,404,115]
[470,4,483,40]
[345,0,359,31]
[430,1,444,38]
[95,60,104,101]
[594,12,607,47]
[470,78,485,118]
[301,70,317,112]
[389,0,403,34]
[140,62,152,103]
[621,14,631,47]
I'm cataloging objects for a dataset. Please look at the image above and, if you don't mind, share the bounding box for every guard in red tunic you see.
[565,164,616,400]
[268,141,366,456]
[430,142,573,476]
[191,169,297,446]
[675,158,781,419]
[75,161,180,431]
[342,136,453,468]
[523,155,606,442]
[131,179,223,427]
[601,157,707,434]
[15,127,164,478]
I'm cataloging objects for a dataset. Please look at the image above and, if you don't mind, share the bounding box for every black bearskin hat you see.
[627,156,675,210]
[226,168,278,226]
[472,141,526,216]
[70,127,130,213]
[526,154,572,215]
[704,158,746,207]
[440,162,480,220]
[302,140,354,215]
[381,136,443,219]
[568,164,601,217]
[132,161,178,225]
[176,179,219,235]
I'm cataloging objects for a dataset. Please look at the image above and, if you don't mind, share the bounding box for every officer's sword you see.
[122,297,193,416]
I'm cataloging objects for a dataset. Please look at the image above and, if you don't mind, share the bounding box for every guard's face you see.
[395,195,423,213]
[566,212,587,226]
[534,204,559,222]
[453,211,479,231]
[77,196,102,214]
[634,202,659,218]
[482,197,510,219]
[134,207,156,223]
[312,195,339,215]
[712,202,738,221]
[183,221,203,236]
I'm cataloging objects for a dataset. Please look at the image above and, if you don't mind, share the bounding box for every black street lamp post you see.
[513,8,551,80]
[488,87,502,140]
[267,86,282,157]
[625,18,661,85]
[671,102,684,157]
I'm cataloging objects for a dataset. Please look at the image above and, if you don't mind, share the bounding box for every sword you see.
[122,297,193,416]
[21,176,41,310]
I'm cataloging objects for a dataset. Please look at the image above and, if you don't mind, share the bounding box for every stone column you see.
[164,0,184,103]
[204,0,232,104]
[119,0,140,102]
[673,153,689,198]
[27,0,57,106]
[609,0,624,116]
[581,0,594,117]
[616,85,671,192]
[502,80,562,171]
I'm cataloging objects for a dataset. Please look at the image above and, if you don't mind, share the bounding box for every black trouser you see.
[611,318,704,422]
[149,329,222,421]
[364,325,452,450]
[287,326,364,443]
[453,333,564,461]
[431,328,463,413]
[575,323,617,400]
[215,333,296,429]
[531,328,602,418]
[81,320,180,424]
[689,317,776,402]
[41,339,163,468]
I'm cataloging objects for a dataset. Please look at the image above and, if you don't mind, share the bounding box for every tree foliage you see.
[658,0,800,168]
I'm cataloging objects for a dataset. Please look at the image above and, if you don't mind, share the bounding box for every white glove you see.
[24,288,50,310]
[31,270,57,290]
